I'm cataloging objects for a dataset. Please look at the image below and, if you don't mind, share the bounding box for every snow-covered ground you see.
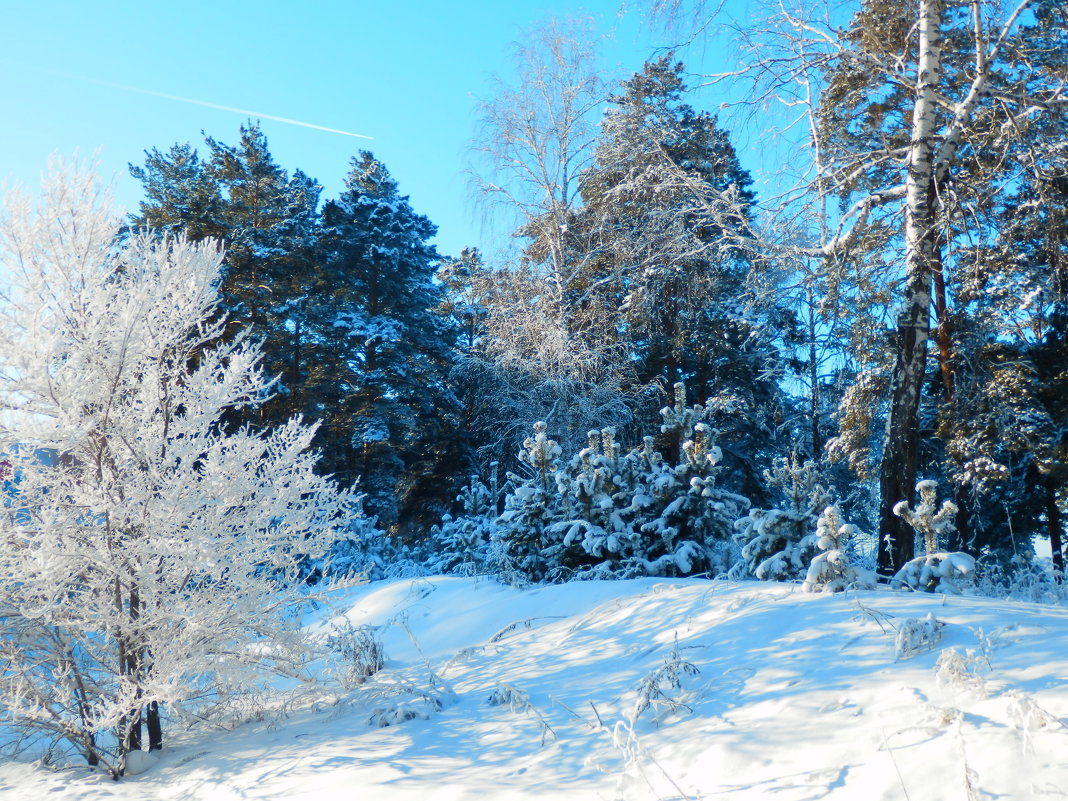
[2,576,1066,800]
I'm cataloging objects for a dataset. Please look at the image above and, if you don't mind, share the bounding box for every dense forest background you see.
[125,0,1067,583]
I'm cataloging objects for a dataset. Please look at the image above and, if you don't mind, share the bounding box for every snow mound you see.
[2,576,1067,801]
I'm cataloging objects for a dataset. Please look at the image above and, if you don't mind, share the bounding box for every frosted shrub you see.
[891,480,974,594]
[895,613,945,659]
[326,622,386,689]
[802,505,876,592]
[631,637,701,725]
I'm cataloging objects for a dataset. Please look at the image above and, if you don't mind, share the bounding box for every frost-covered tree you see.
[573,58,787,494]
[733,455,831,581]
[0,167,359,776]
[802,505,875,593]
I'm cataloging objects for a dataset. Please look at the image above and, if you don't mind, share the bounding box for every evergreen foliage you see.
[576,58,788,497]
[802,506,875,593]
[131,130,468,537]
[489,384,750,582]
[732,455,831,581]
[319,151,467,532]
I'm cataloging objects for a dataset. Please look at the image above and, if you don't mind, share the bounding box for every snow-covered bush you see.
[891,552,976,594]
[325,622,387,689]
[631,637,701,725]
[802,505,876,593]
[733,455,830,581]
[0,167,360,776]
[971,554,1068,603]
[895,613,945,659]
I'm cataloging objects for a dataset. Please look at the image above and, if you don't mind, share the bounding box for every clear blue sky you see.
[0,1,754,259]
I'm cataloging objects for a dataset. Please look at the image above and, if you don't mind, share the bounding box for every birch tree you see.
[468,17,635,457]
[0,166,359,775]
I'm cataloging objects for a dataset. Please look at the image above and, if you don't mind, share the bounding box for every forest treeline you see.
[126,0,1066,580]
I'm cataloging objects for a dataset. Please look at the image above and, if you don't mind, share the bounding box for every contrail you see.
[61,72,373,140]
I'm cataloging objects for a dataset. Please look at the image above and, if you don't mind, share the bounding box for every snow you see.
[3,576,1068,800]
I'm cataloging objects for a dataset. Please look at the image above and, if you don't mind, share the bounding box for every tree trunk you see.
[146,701,163,751]
[124,587,142,754]
[930,215,973,553]
[807,283,822,458]
[877,0,944,576]
[1047,480,1065,578]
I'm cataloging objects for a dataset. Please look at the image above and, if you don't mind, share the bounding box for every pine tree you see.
[494,422,566,581]
[577,58,787,497]
[424,467,501,576]
[129,123,329,458]
[550,427,647,576]
[802,505,875,593]
[638,384,751,576]
[318,152,466,532]
[733,455,831,581]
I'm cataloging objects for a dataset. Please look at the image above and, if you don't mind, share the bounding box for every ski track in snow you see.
[2,576,1067,800]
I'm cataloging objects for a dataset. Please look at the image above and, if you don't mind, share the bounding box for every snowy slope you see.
[2,576,1067,800]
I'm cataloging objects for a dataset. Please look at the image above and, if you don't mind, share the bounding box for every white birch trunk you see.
[877,0,944,574]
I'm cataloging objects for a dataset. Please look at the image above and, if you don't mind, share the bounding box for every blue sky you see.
[0,1,753,259]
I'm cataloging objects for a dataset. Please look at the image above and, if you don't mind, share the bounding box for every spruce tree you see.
[318,152,466,532]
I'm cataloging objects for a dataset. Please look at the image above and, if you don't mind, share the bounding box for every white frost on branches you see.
[0,165,360,775]
[893,479,959,555]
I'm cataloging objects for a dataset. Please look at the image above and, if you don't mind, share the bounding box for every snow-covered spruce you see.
[802,505,876,593]
[0,167,363,776]
[732,455,829,581]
